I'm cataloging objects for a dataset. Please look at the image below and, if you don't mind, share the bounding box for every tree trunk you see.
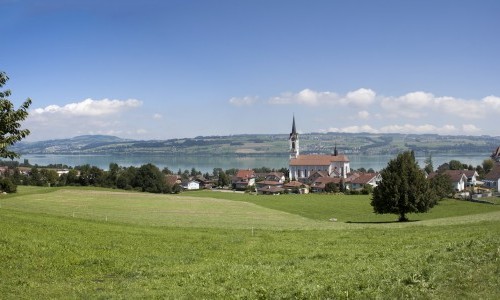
[399,213,409,222]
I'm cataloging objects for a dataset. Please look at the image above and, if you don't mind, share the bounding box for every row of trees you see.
[0,161,292,194]
[423,153,495,176]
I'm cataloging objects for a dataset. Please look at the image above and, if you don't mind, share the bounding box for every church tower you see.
[289,116,299,159]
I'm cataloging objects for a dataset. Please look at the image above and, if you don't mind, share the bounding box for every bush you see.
[0,178,17,193]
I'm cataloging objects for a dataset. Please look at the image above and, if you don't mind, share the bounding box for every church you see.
[288,116,350,181]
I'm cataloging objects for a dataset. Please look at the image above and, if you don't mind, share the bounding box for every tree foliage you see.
[324,182,339,193]
[429,173,453,200]
[424,153,433,174]
[371,151,436,222]
[0,71,32,159]
[482,159,494,174]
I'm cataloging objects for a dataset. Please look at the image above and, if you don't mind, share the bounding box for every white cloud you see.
[268,89,340,106]
[267,88,376,107]
[341,88,376,107]
[325,125,378,134]
[378,124,458,135]
[462,124,481,134]
[380,92,500,119]
[229,96,258,106]
[25,97,145,140]
[153,113,163,119]
[482,95,500,110]
[32,98,142,116]
[357,110,370,119]
[320,124,472,135]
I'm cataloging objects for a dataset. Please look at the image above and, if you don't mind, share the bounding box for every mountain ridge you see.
[10,133,500,156]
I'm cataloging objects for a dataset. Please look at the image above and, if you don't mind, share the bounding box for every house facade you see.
[288,116,350,181]
[182,180,200,190]
[429,170,468,192]
[484,163,500,192]
[232,170,256,190]
[350,173,382,190]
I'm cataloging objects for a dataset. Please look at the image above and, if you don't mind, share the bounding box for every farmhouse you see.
[232,169,256,190]
[350,173,382,190]
[428,170,468,192]
[182,180,200,190]
[288,116,350,181]
[483,163,500,192]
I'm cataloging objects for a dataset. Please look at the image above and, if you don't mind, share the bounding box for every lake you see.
[16,152,491,173]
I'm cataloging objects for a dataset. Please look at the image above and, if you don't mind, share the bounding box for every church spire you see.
[289,115,299,159]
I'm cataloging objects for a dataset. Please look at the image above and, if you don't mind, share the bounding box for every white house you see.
[182,180,200,190]
[350,173,382,190]
[429,170,468,192]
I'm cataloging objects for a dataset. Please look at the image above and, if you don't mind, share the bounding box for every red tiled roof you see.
[257,186,285,193]
[235,169,255,179]
[165,175,180,186]
[351,173,378,184]
[289,154,349,166]
[312,177,342,185]
[256,180,282,186]
[284,181,308,188]
[431,170,467,182]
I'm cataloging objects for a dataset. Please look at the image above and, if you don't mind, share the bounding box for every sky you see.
[2,0,500,141]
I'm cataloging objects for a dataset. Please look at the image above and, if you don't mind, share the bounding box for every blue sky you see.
[2,0,499,141]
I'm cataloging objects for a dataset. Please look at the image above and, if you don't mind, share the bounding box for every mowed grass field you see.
[1,187,499,299]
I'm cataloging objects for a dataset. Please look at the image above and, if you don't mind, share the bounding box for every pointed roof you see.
[292,115,297,134]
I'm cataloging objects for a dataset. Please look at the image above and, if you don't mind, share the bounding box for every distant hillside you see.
[10,133,500,156]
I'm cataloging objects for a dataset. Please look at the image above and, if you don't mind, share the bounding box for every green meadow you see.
[1,187,499,299]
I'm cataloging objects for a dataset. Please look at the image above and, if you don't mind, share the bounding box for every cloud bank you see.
[25,98,144,140]
[32,98,142,116]
[229,88,500,136]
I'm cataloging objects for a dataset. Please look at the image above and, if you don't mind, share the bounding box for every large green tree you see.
[371,151,436,222]
[0,71,31,159]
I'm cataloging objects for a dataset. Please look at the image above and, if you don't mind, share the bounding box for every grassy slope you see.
[185,190,500,223]
[1,187,500,299]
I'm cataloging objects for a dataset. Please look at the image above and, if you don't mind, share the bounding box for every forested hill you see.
[10,133,500,156]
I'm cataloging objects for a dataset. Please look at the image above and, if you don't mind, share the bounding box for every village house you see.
[181,179,200,190]
[165,175,182,187]
[310,177,343,193]
[463,170,479,187]
[264,172,286,183]
[483,163,500,192]
[349,173,382,190]
[256,185,285,195]
[232,169,256,190]
[428,170,469,192]
[194,175,213,189]
[288,116,350,181]
[283,181,309,194]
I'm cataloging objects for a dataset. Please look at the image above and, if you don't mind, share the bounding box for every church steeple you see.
[289,115,299,159]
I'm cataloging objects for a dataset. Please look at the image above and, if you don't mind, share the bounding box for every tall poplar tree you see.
[0,71,31,159]
[371,151,436,222]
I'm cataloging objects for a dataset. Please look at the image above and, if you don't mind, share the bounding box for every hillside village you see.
[1,118,500,199]
[159,117,500,198]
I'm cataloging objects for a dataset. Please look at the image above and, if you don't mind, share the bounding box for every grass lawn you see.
[1,186,499,299]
